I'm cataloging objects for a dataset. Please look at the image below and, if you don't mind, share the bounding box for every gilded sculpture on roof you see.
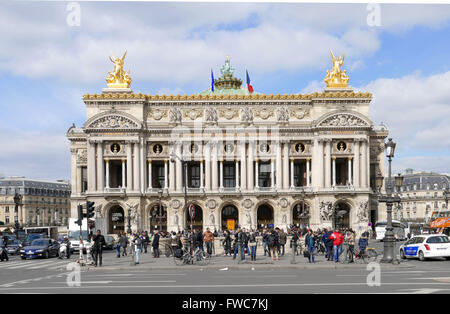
[106,51,132,88]
[324,50,349,88]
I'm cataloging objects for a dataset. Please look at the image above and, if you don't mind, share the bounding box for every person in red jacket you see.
[329,229,343,263]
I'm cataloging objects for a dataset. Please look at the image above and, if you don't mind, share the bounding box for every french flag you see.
[211,69,215,92]
[246,70,254,94]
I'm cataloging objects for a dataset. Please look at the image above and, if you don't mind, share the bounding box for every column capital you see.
[148,159,152,164]
[348,157,353,160]
[290,157,295,162]
[306,157,311,162]
[122,159,126,162]
[105,159,110,163]
[332,156,336,160]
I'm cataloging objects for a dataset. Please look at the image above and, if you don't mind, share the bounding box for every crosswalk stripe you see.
[5,260,60,270]
[28,260,68,270]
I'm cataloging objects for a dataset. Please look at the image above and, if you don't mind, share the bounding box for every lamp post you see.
[158,189,163,232]
[127,207,132,235]
[444,187,449,210]
[375,138,404,264]
[13,193,22,238]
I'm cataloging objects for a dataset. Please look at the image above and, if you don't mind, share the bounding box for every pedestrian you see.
[143,231,149,254]
[322,228,330,259]
[134,233,143,264]
[223,230,232,256]
[358,230,369,254]
[279,229,287,256]
[120,232,128,257]
[203,228,214,256]
[152,229,160,258]
[232,228,245,261]
[92,230,106,267]
[345,229,355,263]
[330,229,343,263]
[262,229,270,257]
[0,236,8,262]
[248,229,257,261]
[305,230,316,263]
[268,229,279,261]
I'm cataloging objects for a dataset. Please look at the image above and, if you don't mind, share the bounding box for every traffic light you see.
[76,204,83,226]
[86,201,95,219]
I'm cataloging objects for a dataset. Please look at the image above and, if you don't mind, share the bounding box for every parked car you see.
[6,239,21,255]
[400,234,450,261]
[20,238,60,259]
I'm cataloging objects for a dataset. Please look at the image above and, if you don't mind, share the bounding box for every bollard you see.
[291,242,297,264]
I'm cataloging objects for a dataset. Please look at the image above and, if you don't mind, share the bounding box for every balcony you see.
[332,184,355,191]
[104,187,126,194]
[290,186,313,193]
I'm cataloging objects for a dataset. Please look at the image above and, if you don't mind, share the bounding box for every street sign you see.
[189,204,195,219]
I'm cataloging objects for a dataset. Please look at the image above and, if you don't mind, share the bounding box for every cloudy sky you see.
[0,1,449,180]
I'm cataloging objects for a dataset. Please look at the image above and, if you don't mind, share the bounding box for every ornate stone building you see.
[67,53,388,235]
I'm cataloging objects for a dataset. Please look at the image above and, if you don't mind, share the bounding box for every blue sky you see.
[0,2,449,180]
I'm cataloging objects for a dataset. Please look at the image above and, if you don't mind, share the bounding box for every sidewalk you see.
[74,250,415,271]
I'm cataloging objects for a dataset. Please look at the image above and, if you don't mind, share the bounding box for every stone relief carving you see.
[209,210,215,224]
[319,201,333,222]
[204,107,218,123]
[320,114,368,127]
[170,199,181,209]
[276,106,290,123]
[169,108,182,123]
[278,198,289,209]
[76,149,87,163]
[184,108,203,120]
[289,107,309,120]
[149,108,167,121]
[357,201,369,222]
[173,209,179,227]
[245,210,252,225]
[240,107,254,123]
[89,115,138,129]
[242,199,254,209]
[206,199,217,210]
[95,204,103,219]
[218,107,239,120]
[254,107,273,120]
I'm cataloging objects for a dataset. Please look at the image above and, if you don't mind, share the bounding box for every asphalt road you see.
[1,242,450,294]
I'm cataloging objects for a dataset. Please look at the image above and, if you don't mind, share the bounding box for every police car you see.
[399,234,450,261]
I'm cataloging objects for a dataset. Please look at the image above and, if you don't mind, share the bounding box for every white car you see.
[399,234,450,261]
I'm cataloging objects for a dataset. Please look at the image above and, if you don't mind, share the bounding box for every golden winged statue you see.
[324,49,349,88]
[106,51,132,88]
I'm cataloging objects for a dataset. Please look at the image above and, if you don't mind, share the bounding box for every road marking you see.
[47,280,177,284]
[5,260,57,270]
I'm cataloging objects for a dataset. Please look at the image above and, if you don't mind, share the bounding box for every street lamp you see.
[127,207,132,235]
[376,138,404,264]
[13,193,22,238]
[158,189,163,232]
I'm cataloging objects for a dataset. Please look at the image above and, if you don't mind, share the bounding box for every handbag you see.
[303,250,310,258]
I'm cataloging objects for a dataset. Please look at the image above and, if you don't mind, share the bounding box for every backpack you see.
[268,234,275,247]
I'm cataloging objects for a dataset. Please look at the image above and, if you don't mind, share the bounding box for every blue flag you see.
[211,69,215,92]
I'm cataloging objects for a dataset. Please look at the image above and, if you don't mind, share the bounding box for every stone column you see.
[366,140,371,189]
[271,158,275,188]
[306,158,311,187]
[164,160,168,190]
[290,158,294,188]
[133,141,140,192]
[219,160,224,189]
[332,157,336,187]
[276,141,282,190]
[169,150,175,192]
[353,140,360,188]
[176,142,182,192]
[255,158,259,188]
[148,160,152,189]
[200,160,204,189]
[318,139,324,188]
[96,141,104,191]
[76,166,82,193]
[87,140,96,192]
[325,140,331,188]
[121,159,126,188]
[205,143,211,191]
[212,142,218,191]
[235,159,240,189]
[247,141,254,190]
[240,141,246,191]
[105,159,110,188]
[70,148,77,195]
[348,157,352,185]
[283,143,289,190]
[140,139,146,193]
[361,140,368,188]
[126,142,133,191]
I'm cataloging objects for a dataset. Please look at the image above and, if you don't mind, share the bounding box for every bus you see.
[430,210,450,229]
[375,220,407,241]
[24,226,58,240]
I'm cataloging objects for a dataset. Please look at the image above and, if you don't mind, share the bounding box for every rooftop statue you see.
[106,51,132,88]
[220,55,235,77]
[324,50,349,88]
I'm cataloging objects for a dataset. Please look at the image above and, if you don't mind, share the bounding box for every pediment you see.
[317,112,371,128]
[84,111,142,131]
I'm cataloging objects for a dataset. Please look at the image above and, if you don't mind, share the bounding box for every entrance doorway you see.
[292,202,310,228]
[333,202,351,230]
[108,205,125,235]
[185,204,203,231]
[149,204,167,232]
[221,205,239,231]
[257,204,274,230]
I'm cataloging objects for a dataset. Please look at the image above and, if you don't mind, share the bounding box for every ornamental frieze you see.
[240,107,254,123]
[276,106,290,123]
[88,115,139,129]
[169,108,182,123]
[204,107,218,123]
[183,108,203,120]
[148,108,167,121]
[76,149,87,163]
[319,114,369,127]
